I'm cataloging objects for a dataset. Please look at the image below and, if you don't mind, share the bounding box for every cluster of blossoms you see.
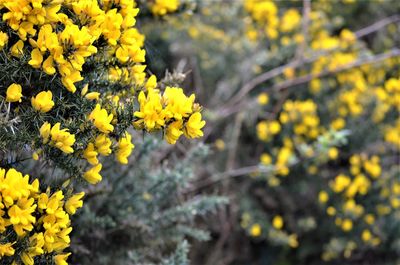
[0,0,205,184]
[242,212,299,249]
[138,0,399,262]
[149,0,180,16]
[134,86,205,144]
[0,167,84,264]
[244,0,302,44]
[279,100,320,140]
[318,153,396,261]
[233,0,400,257]
[0,0,205,263]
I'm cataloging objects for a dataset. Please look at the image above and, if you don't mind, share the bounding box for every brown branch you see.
[296,0,311,59]
[225,112,245,171]
[354,14,400,38]
[184,165,263,194]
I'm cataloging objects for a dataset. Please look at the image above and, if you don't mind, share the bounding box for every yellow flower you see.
[331,118,345,130]
[362,229,372,242]
[6,83,23,103]
[11,40,24,57]
[257,120,280,142]
[328,147,339,160]
[341,219,353,231]
[116,132,134,164]
[165,120,183,144]
[364,214,375,225]
[85,92,100,100]
[260,153,272,165]
[0,31,9,49]
[215,139,225,151]
[83,163,102,184]
[39,122,51,144]
[54,253,71,265]
[145,75,157,91]
[50,123,75,154]
[330,174,351,193]
[40,122,75,153]
[89,104,114,134]
[0,242,15,257]
[288,234,299,248]
[83,143,99,165]
[21,252,34,265]
[163,87,195,120]
[151,0,180,15]
[65,192,84,215]
[134,89,166,130]
[31,91,54,113]
[280,9,301,32]
[184,112,206,139]
[28,48,43,68]
[32,151,39,161]
[8,197,37,236]
[95,134,112,156]
[283,67,295,79]
[42,56,56,75]
[60,66,83,93]
[326,206,336,216]
[250,223,262,237]
[272,215,283,230]
[257,93,269,105]
[318,191,329,203]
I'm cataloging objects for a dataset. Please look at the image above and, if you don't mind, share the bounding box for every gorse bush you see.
[139,0,400,264]
[0,0,212,264]
[71,139,226,264]
[1,0,399,264]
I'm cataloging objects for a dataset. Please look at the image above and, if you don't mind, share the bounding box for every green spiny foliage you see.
[70,139,227,264]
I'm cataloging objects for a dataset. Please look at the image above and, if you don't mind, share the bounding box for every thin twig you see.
[225,112,245,171]
[354,14,400,39]
[296,0,311,59]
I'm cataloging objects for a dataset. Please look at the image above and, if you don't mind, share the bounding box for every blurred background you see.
[139,0,400,264]
[72,1,400,264]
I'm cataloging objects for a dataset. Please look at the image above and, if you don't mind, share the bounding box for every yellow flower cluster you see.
[280,9,301,33]
[256,120,281,142]
[373,78,400,123]
[258,137,295,183]
[0,0,205,188]
[279,100,320,140]
[89,104,114,134]
[384,119,400,149]
[0,0,147,93]
[150,0,180,16]
[40,122,76,154]
[134,86,206,144]
[319,154,385,242]
[329,155,381,200]
[82,130,134,184]
[238,0,400,259]
[244,0,302,43]
[241,212,298,248]
[0,167,83,264]
[244,0,279,39]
